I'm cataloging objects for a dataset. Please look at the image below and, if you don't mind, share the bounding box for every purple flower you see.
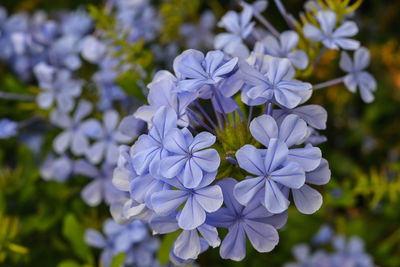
[61,10,92,38]
[214,5,255,58]
[174,49,238,93]
[303,10,360,50]
[249,114,322,172]
[40,154,75,182]
[134,70,195,127]
[239,56,312,108]
[234,142,305,213]
[0,119,18,139]
[131,106,177,176]
[291,158,331,214]
[160,128,220,188]
[50,100,101,156]
[85,219,159,267]
[150,215,220,261]
[180,11,215,50]
[151,172,223,230]
[34,63,82,112]
[79,162,127,207]
[81,36,107,64]
[207,178,286,261]
[340,47,377,103]
[86,109,133,165]
[255,31,309,70]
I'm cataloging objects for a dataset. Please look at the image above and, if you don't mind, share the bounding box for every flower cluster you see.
[284,225,374,267]
[110,0,376,264]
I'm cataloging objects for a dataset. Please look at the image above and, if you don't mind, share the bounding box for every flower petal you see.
[293,184,323,214]
[250,115,279,147]
[178,196,206,230]
[194,185,223,213]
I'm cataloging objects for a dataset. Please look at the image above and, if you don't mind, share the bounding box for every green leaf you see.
[57,259,81,267]
[62,213,91,262]
[110,253,125,267]
[157,231,180,264]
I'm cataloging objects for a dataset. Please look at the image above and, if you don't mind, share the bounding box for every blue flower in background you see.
[79,162,127,207]
[284,226,374,267]
[207,178,286,261]
[50,35,82,70]
[340,47,377,103]
[214,4,255,58]
[331,235,373,267]
[80,36,107,64]
[85,219,159,267]
[175,49,238,93]
[303,10,360,50]
[151,171,223,230]
[34,63,82,112]
[160,128,220,188]
[92,57,127,111]
[86,109,133,165]
[50,100,101,156]
[255,31,309,70]
[60,10,92,38]
[0,119,18,139]
[180,11,215,50]
[239,56,312,108]
[40,154,75,182]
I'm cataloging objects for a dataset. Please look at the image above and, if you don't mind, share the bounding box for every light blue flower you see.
[290,157,330,214]
[340,47,377,103]
[214,5,255,58]
[160,128,220,188]
[79,162,127,207]
[180,11,215,50]
[255,31,309,69]
[239,56,312,108]
[34,63,82,112]
[85,219,159,267]
[86,109,133,165]
[331,235,373,267]
[92,57,127,110]
[207,178,286,261]
[303,10,360,50]
[234,141,305,214]
[150,215,220,261]
[50,100,101,156]
[151,172,223,230]
[175,49,238,93]
[50,35,82,70]
[61,10,92,38]
[40,154,75,182]
[134,70,195,127]
[131,106,177,176]
[0,119,18,139]
[81,36,107,64]
[250,114,322,172]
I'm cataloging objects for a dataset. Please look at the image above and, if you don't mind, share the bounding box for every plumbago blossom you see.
[110,1,376,264]
[284,225,374,267]
[85,219,160,267]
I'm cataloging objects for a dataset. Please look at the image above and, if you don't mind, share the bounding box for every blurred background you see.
[0,0,400,266]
